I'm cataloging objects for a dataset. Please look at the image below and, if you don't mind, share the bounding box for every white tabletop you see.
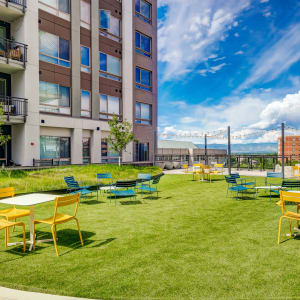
[255,186,282,190]
[0,193,59,206]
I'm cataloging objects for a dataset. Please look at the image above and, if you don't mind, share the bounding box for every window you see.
[100,94,120,120]
[136,67,151,91]
[39,0,70,20]
[81,46,90,73]
[99,10,121,42]
[39,31,70,67]
[80,0,90,29]
[136,143,149,161]
[135,0,151,24]
[81,90,91,117]
[101,138,119,163]
[136,102,151,124]
[39,81,71,115]
[40,136,70,162]
[135,32,151,57]
[99,52,121,81]
[83,137,90,164]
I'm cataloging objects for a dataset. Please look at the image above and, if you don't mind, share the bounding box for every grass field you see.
[0,173,299,299]
[0,164,161,194]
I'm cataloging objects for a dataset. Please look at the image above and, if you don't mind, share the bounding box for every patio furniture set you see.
[0,172,164,255]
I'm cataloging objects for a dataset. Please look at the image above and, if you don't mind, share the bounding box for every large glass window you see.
[136,67,151,91]
[99,52,121,81]
[39,31,70,67]
[82,137,90,164]
[81,90,91,117]
[39,81,71,115]
[136,32,151,57]
[81,45,90,73]
[136,102,151,125]
[101,138,119,163]
[99,10,121,42]
[100,94,120,120]
[135,0,151,24]
[80,0,90,28]
[136,143,149,161]
[40,136,70,160]
[39,0,70,19]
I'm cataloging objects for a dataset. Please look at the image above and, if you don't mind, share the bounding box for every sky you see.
[157,0,300,144]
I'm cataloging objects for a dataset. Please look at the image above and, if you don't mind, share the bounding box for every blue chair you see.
[225,176,256,200]
[110,180,137,206]
[137,174,163,199]
[265,172,283,185]
[230,173,256,187]
[137,173,152,187]
[64,176,93,199]
[97,173,114,201]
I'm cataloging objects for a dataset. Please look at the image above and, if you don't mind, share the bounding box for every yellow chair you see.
[203,165,213,183]
[183,164,189,173]
[292,166,300,178]
[277,191,300,244]
[192,164,203,180]
[0,219,26,252]
[0,187,30,241]
[33,193,84,256]
[213,164,224,175]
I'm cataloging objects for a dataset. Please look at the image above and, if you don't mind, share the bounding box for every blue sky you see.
[157,0,300,143]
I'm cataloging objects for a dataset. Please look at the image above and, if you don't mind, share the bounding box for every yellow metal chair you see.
[192,164,203,180]
[277,191,300,244]
[183,164,189,173]
[213,163,224,175]
[203,165,213,183]
[0,219,26,252]
[0,187,30,241]
[292,166,300,178]
[33,193,84,256]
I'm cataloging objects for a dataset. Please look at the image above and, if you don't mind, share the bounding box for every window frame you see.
[99,9,122,43]
[136,102,152,125]
[39,30,71,68]
[38,0,70,20]
[81,89,91,118]
[80,0,91,29]
[135,31,152,58]
[99,94,121,120]
[136,142,149,162]
[135,0,152,24]
[136,67,152,91]
[81,45,91,73]
[99,52,122,82]
[82,137,91,164]
[39,81,71,115]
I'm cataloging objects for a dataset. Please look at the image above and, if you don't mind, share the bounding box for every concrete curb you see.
[0,287,96,300]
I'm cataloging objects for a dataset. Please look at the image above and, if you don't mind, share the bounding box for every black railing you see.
[5,0,26,12]
[0,37,28,68]
[0,96,28,121]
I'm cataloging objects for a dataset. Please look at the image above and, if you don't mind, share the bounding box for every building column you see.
[71,128,83,164]
[71,0,81,118]
[91,129,101,164]
[122,0,134,162]
[91,0,100,120]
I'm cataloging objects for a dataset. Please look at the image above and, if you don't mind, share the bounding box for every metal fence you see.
[5,0,27,12]
[0,96,28,121]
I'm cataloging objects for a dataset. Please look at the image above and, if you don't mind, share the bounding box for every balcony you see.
[0,0,26,21]
[0,96,28,123]
[0,37,27,73]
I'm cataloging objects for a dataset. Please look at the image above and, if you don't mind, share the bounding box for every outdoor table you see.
[0,193,59,251]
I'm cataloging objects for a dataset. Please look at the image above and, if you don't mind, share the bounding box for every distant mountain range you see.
[196,143,278,154]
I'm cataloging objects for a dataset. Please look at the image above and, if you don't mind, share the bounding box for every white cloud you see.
[233,21,239,27]
[263,11,271,17]
[180,117,197,124]
[198,63,227,76]
[234,50,244,55]
[158,0,250,81]
[169,101,187,109]
[260,0,269,3]
[239,23,300,90]
[234,33,239,37]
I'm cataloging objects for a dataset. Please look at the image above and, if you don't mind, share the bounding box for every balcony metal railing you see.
[0,96,28,122]
[4,0,27,12]
[0,37,28,68]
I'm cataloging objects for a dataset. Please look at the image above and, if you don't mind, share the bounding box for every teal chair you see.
[225,176,256,200]
[97,173,115,201]
[137,174,164,199]
[110,180,137,206]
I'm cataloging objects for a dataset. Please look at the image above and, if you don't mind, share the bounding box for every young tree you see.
[107,115,138,166]
[0,104,10,147]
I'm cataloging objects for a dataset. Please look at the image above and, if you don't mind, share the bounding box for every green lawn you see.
[0,173,299,299]
[0,164,161,194]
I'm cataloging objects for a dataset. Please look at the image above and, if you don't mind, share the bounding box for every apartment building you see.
[278,136,300,158]
[0,0,157,166]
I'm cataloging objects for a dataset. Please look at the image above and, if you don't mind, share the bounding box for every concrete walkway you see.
[0,287,95,300]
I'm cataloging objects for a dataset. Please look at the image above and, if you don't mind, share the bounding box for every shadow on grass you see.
[81,200,106,205]
[120,200,143,205]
